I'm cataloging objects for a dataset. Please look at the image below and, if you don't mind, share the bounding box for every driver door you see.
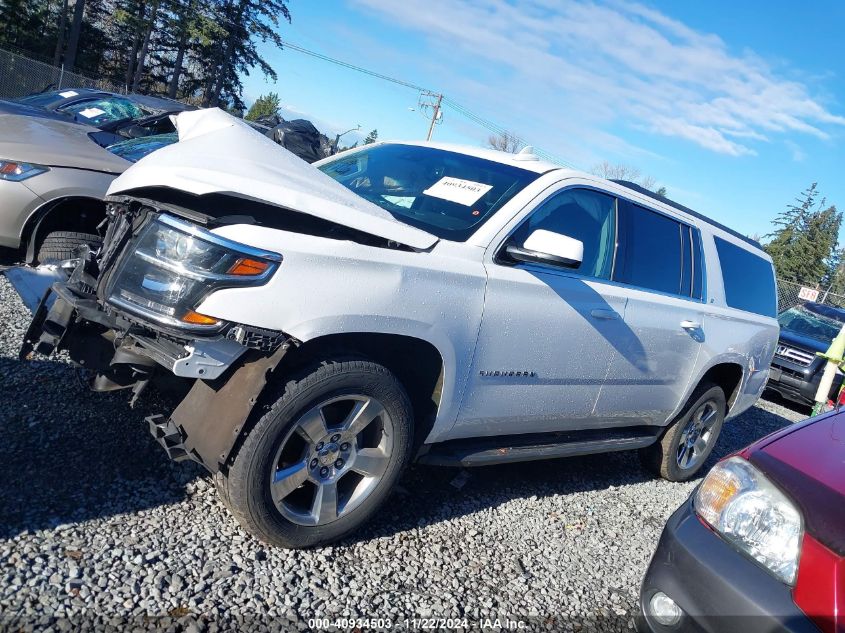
[453,187,634,439]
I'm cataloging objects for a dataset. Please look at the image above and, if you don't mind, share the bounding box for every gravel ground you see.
[0,275,806,632]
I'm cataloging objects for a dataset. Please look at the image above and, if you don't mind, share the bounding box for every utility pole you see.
[418,91,443,141]
[426,93,442,141]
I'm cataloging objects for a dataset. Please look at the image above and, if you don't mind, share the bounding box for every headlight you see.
[0,159,49,181]
[107,214,281,329]
[695,456,802,584]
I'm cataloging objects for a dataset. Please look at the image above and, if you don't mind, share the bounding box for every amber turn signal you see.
[228,257,270,276]
[181,309,220,325]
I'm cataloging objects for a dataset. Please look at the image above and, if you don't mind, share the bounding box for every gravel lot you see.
[0,274,806,632]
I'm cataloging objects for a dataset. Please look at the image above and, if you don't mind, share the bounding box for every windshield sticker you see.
[58,90,79,98]
[78,107,106,118]
[423,177,493,206]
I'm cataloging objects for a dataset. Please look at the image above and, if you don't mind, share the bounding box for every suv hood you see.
[747,413,845,555]
[0,113,128,174]
[778,327,833,354]
[107,108,439,250]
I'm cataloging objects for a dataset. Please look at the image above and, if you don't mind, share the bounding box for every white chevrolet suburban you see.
[9,109,779,547]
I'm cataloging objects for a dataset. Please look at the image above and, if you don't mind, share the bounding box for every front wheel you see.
[36,230,102,263]
[217,357,414,548]
[639,383,726,482]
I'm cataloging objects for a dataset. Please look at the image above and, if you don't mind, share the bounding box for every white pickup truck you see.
[9,109,779,547]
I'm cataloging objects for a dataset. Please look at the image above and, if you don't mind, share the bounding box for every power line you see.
[441,97,576,168]
[278,39,575,167]
[279,40,429,93]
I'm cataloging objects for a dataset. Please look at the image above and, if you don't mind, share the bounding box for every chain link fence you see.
[0,48,123,99]
[777,278,845,311]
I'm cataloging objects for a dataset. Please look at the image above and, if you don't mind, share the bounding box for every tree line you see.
[0,0,290,110]
[765,183,844,294]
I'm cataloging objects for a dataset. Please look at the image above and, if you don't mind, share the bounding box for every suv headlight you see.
[107,214,281,329]
[0,159,49,181]
[695,456,803,584]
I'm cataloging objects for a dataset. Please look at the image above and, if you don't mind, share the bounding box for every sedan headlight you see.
[695,456,803,584]
[0,159,49,181]
[107,214,281,329]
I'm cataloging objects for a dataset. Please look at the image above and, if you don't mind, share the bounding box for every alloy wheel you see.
[269,394,394,526]
[675,400,719,470]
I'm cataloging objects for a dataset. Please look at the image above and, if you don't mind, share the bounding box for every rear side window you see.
[714,237,777,317]
[614,201,684,295]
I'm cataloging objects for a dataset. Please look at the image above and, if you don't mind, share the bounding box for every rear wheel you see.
[639,383,726,481]
[217,357,414,548]
[36,230,101,263]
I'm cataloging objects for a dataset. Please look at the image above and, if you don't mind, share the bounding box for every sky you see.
[241,0,845,241]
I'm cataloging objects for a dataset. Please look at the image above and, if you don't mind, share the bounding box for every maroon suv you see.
[638,410,844,633]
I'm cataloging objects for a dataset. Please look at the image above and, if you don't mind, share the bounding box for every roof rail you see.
[610,180,762,249]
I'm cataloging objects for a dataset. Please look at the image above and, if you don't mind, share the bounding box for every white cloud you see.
[352,0,844,157]
[785,140,807,162]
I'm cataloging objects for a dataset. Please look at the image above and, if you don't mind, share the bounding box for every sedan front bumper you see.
[638,497,819,633]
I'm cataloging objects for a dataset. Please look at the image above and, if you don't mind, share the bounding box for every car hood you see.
[747,412,845,555]
[107,108,439,250]
[778,328,832,354]
[0,112,128,174]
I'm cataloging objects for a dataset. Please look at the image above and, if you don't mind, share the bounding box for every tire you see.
[36,231,102,263]
[639,383,726,482]
[217,357,414,548]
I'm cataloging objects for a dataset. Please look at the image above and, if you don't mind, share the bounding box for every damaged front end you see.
[8,197,294,472]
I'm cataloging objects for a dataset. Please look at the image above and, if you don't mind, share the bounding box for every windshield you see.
[16,90,78,107]
[317,144,541,241]
[778,305,845,342]
[106,133,177,163]
[58,96,148,125]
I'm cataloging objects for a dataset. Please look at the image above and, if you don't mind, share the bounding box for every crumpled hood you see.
[0,112,128,174]
[108,108,439,250]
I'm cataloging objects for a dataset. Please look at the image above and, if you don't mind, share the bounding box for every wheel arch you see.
[696,361,745,414]
[21,196,106,263]
[279,332,446,452]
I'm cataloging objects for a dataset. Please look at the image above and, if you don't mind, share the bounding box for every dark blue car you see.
[0,88,194,136]
[766,301,845,406]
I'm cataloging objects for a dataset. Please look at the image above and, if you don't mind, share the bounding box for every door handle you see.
[681,320,701,329]
[591,309,621,320]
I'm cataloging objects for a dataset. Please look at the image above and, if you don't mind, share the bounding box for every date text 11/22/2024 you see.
[308,617,527,630]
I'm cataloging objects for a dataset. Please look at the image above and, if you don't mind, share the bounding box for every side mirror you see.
[505,229,583,268]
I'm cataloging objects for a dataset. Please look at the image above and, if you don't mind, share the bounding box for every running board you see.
[417,427,661,467]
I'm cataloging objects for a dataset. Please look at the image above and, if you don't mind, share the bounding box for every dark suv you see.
[767,302,845,406]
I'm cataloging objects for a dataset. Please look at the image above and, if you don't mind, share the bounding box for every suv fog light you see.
[649,591,683,626]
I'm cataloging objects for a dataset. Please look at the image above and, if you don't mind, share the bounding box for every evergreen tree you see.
[364,129,378,144]
[0,0,291,109]
[244,91,281,121]
[765,183,842,284]
[822,248,845,296]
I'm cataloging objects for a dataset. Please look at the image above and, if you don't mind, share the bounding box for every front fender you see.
[194,226,489,442]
